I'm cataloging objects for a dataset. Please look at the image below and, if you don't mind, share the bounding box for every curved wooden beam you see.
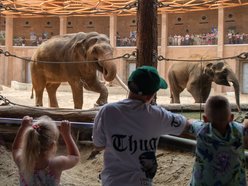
[1,0,248,17]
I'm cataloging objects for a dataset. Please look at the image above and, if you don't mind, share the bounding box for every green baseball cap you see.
[128,66,168,95]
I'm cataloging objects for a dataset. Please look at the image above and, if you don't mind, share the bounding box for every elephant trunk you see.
[227,71,241,112]
[103,64,117,82]
[98,58,117,82]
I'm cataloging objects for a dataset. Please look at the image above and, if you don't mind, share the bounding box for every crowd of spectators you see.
[1,29,248,47]
[168,31,248,46]
[116,31,137,47]
[168,32,218,46]
[13,32,53,46]
[226,32,248,44]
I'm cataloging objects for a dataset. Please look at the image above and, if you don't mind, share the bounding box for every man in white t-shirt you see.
[93,66,189,186]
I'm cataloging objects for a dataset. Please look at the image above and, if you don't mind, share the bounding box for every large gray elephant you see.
[30,32,117,109]
[168,61,241,111]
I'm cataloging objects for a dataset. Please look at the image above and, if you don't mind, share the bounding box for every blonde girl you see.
[12,115,80,186]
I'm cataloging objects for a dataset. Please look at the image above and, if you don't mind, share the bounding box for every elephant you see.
[168,61,241,111]
[30,32,118,109]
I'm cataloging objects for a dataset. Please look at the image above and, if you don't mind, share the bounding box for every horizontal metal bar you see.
[0,117,93,128]
[2,117,248,158]
[161,134,248,157]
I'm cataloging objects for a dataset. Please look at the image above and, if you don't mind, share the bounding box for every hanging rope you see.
[0,49,137,64]
[157,52,248,62]
[0,48,247,122]
[199,58,204,121]
[0,48,248,64]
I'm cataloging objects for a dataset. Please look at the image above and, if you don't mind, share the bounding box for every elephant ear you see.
[91,42,113,57]
[72,32,99,56]
[84,34,112,57]
[212,61,225,71]
[203,63,214,77]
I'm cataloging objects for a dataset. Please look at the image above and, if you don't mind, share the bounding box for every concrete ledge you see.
[10,81,72,92]
[11,81,32,91]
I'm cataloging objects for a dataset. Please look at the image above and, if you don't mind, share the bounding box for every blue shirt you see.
[189,121,247,186]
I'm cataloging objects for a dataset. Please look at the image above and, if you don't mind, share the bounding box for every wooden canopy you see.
[0,0,248,17]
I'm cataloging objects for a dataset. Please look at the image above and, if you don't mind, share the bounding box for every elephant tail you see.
[30,87,34,99]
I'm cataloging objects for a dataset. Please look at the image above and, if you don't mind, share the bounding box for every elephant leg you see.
[171,91,181,103]
[32,80,46,107]
[187,85,211,103]
[200,89,211,103]
[46,83,61,107]
[69,81,83,109]
[168,71,182,103]
[189,91,202,103]
[169,87,182,103]
[35,88,45,107]
[84,78,108,106]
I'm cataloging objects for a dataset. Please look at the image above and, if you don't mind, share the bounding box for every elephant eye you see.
[214,62,225,69]
[221,68,228,75]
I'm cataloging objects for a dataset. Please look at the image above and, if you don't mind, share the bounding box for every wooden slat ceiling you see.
[0,0,248,17]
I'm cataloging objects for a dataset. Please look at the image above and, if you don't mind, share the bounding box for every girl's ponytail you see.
[20,127,41,180]
[19,115,59,181]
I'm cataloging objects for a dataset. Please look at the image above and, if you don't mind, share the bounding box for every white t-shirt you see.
[93,99,187,186]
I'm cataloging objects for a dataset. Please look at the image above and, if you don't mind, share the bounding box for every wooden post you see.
[109,15,117,48]
[160,13,169,79]
[59,16,67,36]
[216,7,225,93]
[136,0,158,68]
[4,16,14,86]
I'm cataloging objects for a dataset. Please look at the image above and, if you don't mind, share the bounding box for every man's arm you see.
[183,119,195,132]
[181,119,204,137]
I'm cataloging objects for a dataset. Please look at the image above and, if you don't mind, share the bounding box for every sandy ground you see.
[1,80,248,110]
[0,82,248,186]
[0,144,195,186]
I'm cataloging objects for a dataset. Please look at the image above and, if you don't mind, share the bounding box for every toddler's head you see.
[204,95,233,130]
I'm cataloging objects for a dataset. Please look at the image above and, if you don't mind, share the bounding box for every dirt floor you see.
[0,82,248,186]
[0,143,195,186]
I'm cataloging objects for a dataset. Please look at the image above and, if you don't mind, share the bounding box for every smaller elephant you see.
[31,32,117,109]
[168,61,240,111]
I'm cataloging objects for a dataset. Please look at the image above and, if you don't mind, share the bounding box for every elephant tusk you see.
[115,74,129,92]
[228,81,233,86]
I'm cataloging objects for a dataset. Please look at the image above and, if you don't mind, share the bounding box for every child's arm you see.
[53,120,80,170]
[12,116,33,165]
[181,119,204,136]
